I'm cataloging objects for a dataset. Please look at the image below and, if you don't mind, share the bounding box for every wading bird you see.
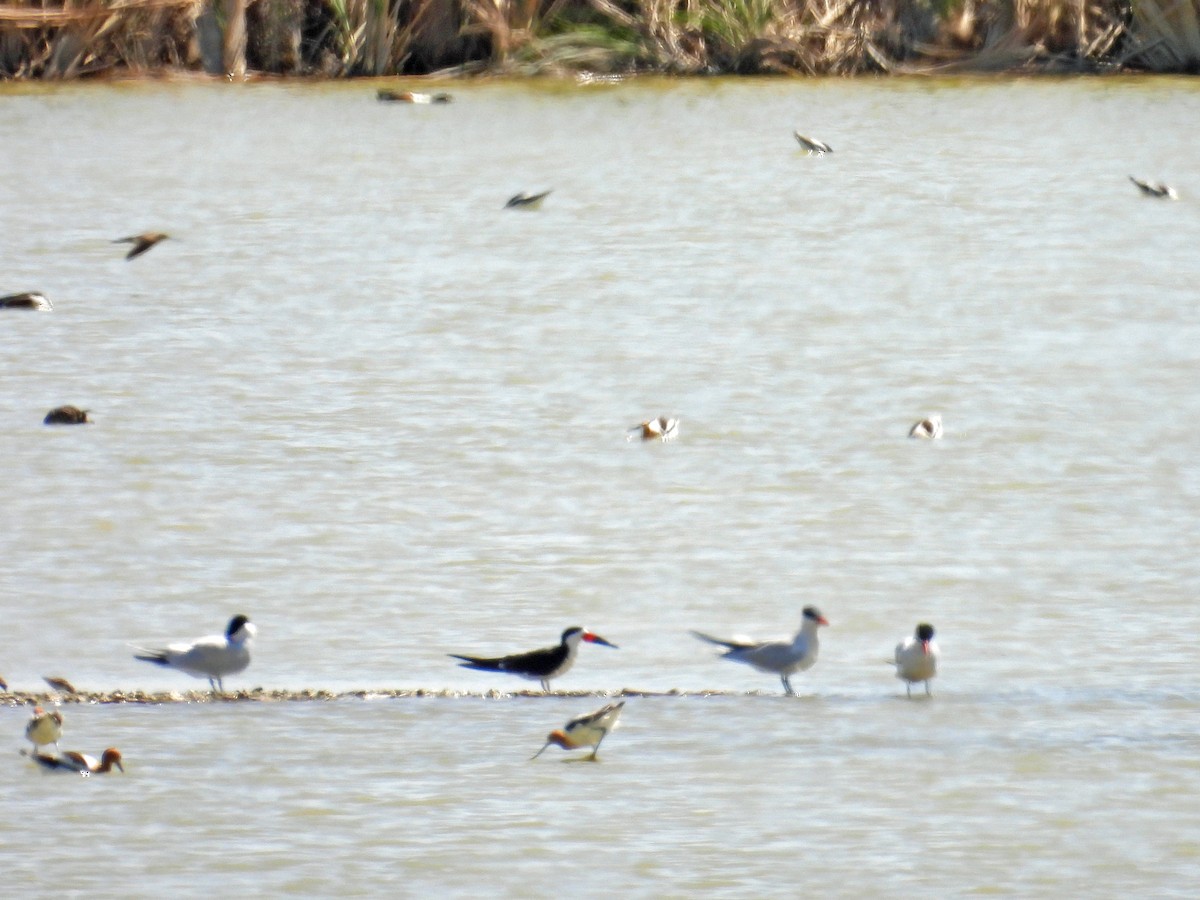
[626,416,679,443]
[692,606,829,695]
[532,700,626,761]
[450,626,618,692]
[27,748,124,775]
[25,706,64,753]
[134,614,256,693]
[892,623,939,697]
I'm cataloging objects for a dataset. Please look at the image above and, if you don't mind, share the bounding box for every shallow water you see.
[2,75,1200,895]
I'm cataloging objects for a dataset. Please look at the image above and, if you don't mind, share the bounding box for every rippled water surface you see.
[2,76,1200,896]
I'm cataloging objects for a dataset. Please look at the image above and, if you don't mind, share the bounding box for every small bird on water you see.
[505,190,552,210]
[25,706,64,753]
[794,132,833,155]
[626,416,679,443]
[449,626,618,693]
[0,292,52,310]
[908,414,943,440]
[133,614,257,693]
[26,748,124,775]
[44,405,91,426]
[1128,176,1178,200]
[532,700,626,761]
[692,606,829,696]
[892,623,940,697]
[114,232,169,260]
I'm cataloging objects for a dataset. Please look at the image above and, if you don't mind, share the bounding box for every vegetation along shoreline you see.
[0,0,1198,81]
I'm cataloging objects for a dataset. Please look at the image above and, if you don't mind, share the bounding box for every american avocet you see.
[908,414,943,439]
[29,748,124,775]
[532,700,626,760]
[450,626,618,693]
[134,614,256,693]
[893,623,939,697]
[626,416,679,443]
[692,606,829,695]
[25,706,64,753]
[43,405,91,425]
[0,292,52,310]
[794,132,833,155]
[505,190,552,210]
[1129,176,1178,200]
[113,232,169,260]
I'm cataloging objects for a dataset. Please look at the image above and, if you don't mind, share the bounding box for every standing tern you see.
[27,748,124,775]
[25,706,64,753]
[532,700,626,761]
[892,623,939,697]
[692,605,829,695]
[449,626,618,692]
[134,614,256,693]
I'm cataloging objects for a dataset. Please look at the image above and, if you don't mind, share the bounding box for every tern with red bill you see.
[25,706,64,753]
[27,748,124,775]
[692,605,829,695]
[449,626,618,692]
[893,623,939,697]
[533,700,625,761]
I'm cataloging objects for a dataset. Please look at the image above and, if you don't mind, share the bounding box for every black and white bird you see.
[794,132,833,155]
[505,190,552,210]
[450,626,618,692]
[1129,176,1178,200]
[908,414,943,440]
[134,614,256,693]
[892,623,939,697]
[626,416,679,442]
[0,292,52,310]
[532,700,626,761]
[692,606,829,695]
[27,748,124,775]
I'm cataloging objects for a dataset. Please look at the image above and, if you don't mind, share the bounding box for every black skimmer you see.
[134,614,256,693]
[0,292,52,310]
[449,626,618,692]
[892,623,939,697]
[505,190,552,210]
[794,132,832,155]
[692,606,829,695]
[114,232,169,260]
[25,706,64,753]
[626,416,679,443]
[532,700,625,761]
[1129,176,1178,200]
[43,676,78,694]
[908,414,943,440]
[43,405,91,425]
[377,89,452,103]
[27,748,124,775]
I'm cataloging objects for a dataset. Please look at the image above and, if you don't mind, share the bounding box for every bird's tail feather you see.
[690,630,738,650]
[133,651,169,666]
[448,654,503,672]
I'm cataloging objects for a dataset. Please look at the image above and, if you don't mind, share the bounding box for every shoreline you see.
[3,687,782,704]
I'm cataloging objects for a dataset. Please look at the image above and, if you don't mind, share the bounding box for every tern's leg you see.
[906,683,912,698]
[925,681,932,696]
[541,679,550,693]
[781,675,794,696]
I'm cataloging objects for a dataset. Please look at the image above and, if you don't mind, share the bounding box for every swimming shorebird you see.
[505,190,552,210]
[27,748,124,775]
[25,706,64,753]
[892,623,939,697]
[133,614,256,693]
[532,700,626,761]
[1129,176,1178,200]
[114,232,169,260]
[908,414,943,440]
[794,132,833,155]
[0,292,52,310]
[43,676,78,694]
[377,89,452,104]
[43,405,91,425]
[692,606,829,695]
[626,416,679,443]
[450,626,618,692]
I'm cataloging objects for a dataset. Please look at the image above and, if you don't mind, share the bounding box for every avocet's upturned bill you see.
[626,416,679,443]
[692,606,829,695]
[25,706,64,753]
[908,414,943,439]
[27,748,124,775]
[449,626,618,693]
[893,623,939,697]
[533,700,626,761]
[134,614,256,693]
